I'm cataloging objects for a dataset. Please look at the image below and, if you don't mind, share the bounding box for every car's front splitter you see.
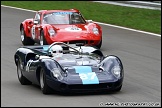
[46,77,123,93]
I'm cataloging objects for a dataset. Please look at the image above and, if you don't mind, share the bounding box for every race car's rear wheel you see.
[40,30,48,45]
[40,68,52,94]
[17,59,32,85]
[20,27,35,45]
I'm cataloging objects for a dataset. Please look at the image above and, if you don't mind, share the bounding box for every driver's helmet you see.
[75,15,80,20]
[51,45,63,58]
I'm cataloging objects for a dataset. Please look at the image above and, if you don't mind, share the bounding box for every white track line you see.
[1,5,36,12]
[93,1,161,10]
[1,5,161,37]
[128,1,161,5]
[95,22,161,37]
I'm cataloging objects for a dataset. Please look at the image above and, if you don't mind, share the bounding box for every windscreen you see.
[43,12,86,24]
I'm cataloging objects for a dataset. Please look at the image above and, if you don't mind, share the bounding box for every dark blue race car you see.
[14,42,124,94]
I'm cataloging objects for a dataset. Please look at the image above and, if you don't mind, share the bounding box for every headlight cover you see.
[51,68,63,81]
[92,27,99,35]
[111,66,121,79]
[48,28,55,37]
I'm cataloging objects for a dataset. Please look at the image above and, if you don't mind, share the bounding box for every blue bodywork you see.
[14,43,124,93]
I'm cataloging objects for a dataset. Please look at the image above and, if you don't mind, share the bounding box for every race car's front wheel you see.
[40,30,48,45]
[40,68,52,94]
[20,27,35,45]
[96,39,102,49]
[17,59,32,85]
[114,85,122,92]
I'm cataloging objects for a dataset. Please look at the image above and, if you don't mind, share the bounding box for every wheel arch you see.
[20,23,23,31]
[20,23,28,36]
[14,54,21,66]
[100,55,124,74]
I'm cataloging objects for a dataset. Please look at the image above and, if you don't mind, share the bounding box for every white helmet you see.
[51,45,63,58]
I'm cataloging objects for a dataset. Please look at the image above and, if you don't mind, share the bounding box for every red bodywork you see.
[20,9,102,48]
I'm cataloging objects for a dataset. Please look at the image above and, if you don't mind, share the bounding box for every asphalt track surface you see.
[1,6,161,107]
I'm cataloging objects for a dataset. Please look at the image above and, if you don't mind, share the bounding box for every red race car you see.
[20,9,102,48]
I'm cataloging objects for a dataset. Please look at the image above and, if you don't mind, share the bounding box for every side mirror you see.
[34,20,39,24]
[35,55,40,60]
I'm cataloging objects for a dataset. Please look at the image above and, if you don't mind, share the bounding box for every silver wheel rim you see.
[17,63,22,79]
[20,29,24,41]
[40,70,44,89]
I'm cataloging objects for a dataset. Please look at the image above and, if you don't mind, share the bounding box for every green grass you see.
[1,1,161,34]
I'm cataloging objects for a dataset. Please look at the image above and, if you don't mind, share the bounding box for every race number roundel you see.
[31,25,36,39]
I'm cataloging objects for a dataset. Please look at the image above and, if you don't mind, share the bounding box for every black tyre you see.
[40,30,48,45]
[20,27,35,45]
[17,59,32,85]
[96,39,102,49]
[40,68,52,94]
[114,85,122,92]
